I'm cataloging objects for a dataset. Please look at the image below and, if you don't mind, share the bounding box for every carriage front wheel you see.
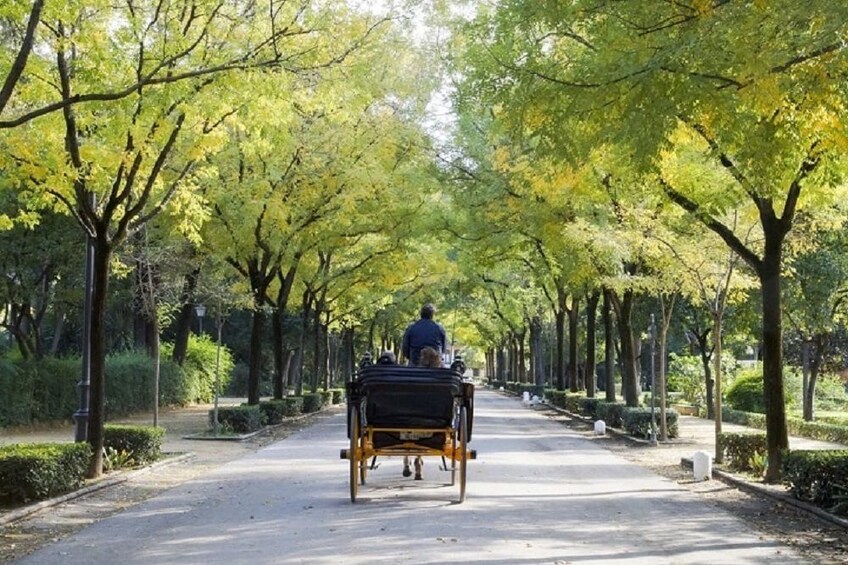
[349,408,361,503]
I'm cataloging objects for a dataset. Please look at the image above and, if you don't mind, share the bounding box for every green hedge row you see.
[722,407,848,444]
[0,442,92,504]
[782,450,848,516]
[213,391,339,433]
[717,432,767,472]
[621,407,679,439]
[0,340,234,427]
[103,424,164,465]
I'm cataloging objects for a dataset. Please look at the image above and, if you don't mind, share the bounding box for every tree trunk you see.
[612,289,639,407]
[272,308,284,400]
[713,314,724,462]
[760,247,788,483]
[568,296,580,393]
[603,289,616,402]
[585,291,600,398]
[171,267,200,366]
[530,315,544,388]
[86,239,112,479]
[803,334,826,422]
[517,330,526,382]
[247,304,265,405]
[694,328,714,420]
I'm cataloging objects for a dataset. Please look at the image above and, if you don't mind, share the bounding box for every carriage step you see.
[470,449,477,460]
[340,449,349,459]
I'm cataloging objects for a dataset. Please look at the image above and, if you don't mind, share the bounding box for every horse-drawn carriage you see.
[340,358,476,503]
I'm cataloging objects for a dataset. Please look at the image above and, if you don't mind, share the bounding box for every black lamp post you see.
[195,303,206,335]
[74,210,95,443]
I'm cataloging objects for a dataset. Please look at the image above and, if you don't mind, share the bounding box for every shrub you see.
[283,396,304,416]
[301,393,324,414]
[563,393,584,413]
[721,407,767,429]
[579,397,601,419]
[717,432,767,472]
[0,442,92,504]
[725,368,765,413]
[787,418,848,445]
[328,388,345,404]
[547,390,567,409]
[209,405,263,433]
[259,400,287,425]
[782,450,848,515]
[104,424,164,465]
[667,352,736,406]
[621,407,679,439]
[162,336,234,404]
[318,390,333,406]
[595,401,625,428]
[488,379,507,390]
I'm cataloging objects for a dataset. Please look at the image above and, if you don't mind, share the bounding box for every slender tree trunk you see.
[586,291,599,398]
[248,303,265,405]
[517,330,526,382]
[86,240,112,478]
[568,297,580,393]
[272,308,284,400]
[603,289,616,402]
[713,314,724,462]
[171,267,200,365]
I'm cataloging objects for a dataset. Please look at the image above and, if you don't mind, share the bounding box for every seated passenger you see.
[377,350,397,365]
[418,346,443,368]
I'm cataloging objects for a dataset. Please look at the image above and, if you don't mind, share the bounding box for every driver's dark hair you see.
[420,303,436,319]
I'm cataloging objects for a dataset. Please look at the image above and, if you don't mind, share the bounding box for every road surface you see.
[16,390,805,564]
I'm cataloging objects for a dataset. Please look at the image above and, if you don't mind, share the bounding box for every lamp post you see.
[213,303,223,436]
[648,314,658,446]
[195,303,206,335]
[73,230,95,442]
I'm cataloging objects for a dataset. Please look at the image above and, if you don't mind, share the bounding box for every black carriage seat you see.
[356,365,464,430]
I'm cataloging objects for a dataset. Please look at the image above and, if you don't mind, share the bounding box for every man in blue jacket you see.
[401,303,447,366]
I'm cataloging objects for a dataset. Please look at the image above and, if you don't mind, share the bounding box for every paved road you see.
[16,391,806,564]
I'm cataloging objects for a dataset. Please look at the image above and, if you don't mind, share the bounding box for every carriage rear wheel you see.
[458,405,468,503]
[349,409,360,503]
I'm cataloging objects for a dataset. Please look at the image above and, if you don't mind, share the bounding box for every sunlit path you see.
[16,391,804,564]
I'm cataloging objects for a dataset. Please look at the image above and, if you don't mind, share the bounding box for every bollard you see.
[693,450,712,481]
[594,420,606,435]
[522,391,531,405]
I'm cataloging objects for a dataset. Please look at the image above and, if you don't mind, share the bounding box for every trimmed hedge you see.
[717,432,767,472]
[318,390,333,407]
[259,400,288,425]
[548,390,567,408]
[301,393,324,414]
[579,397,601,419]
[782,450,848,515]
[722,407,848,444]
[621,407,679,439]
[103,424,164,465]
[0,442,92,504]
[209,405,263,433]
[283,396,304,416]
[595,401,626,428]
[0,342,236,427]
